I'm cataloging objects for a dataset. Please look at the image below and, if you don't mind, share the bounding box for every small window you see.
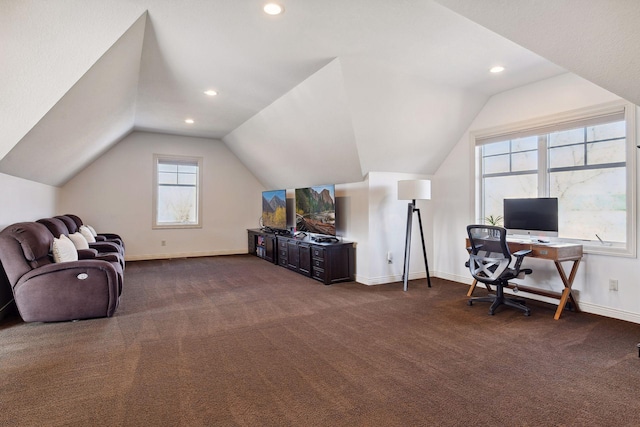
[153,155,202,229]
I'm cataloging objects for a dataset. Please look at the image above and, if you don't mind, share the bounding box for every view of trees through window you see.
[481,118,627,243]
[156,159,199,226]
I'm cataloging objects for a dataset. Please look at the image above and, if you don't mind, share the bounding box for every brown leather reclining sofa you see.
[0,217,125,322]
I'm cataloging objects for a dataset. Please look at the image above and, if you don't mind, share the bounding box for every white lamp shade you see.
[398,179,431,200]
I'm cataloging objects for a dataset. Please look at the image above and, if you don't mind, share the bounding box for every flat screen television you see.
[503,197,559,238]
[261,190,287,232]
[295,185,336,236]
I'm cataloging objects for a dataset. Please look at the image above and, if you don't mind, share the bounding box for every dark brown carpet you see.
[1,255,639,426]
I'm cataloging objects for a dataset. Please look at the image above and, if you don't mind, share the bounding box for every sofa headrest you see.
[0,222,53,263]
[55,215,78,234]
[37,217,69,238]
[64,214,84,228]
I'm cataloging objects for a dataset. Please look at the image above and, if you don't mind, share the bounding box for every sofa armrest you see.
[77,248,99,259]
[13,260,120,322]
[89,241,121,254]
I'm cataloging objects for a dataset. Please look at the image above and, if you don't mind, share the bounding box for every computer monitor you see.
[503,197,559,238]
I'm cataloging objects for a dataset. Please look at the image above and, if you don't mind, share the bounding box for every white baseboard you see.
[125,249,246,262]
[355,271,431,286]
[576,301,640,324]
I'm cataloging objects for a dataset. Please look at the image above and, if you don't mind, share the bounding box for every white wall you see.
[335,178,369,283]
[434,72,640,323]
[0,172,58,228]
[59,131,265,260]
[341,171,433,286]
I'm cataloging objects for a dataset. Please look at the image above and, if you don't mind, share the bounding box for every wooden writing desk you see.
[466,239,583,320]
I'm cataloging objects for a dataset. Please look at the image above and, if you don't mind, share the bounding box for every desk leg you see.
[467,279,492,297]
[467,279,477,297]
[553,260,581,320]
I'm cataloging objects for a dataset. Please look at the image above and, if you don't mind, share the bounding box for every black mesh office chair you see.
[466,225,533,316]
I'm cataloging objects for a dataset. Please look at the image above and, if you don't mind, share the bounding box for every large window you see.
[153,155,202,229]
[474,102,636,256]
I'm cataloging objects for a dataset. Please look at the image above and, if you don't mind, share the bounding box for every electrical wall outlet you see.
[387,251,393,264]
[609,279,618,291]
[161,240,166,246]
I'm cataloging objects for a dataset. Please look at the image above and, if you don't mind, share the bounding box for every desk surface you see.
[466,238,583,262]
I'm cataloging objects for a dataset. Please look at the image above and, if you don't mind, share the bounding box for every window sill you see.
[582,243,635,258]
[153,224,202,230]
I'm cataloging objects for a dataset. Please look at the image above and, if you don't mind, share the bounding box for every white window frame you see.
[470,101,636,257]
[153,154,203,229]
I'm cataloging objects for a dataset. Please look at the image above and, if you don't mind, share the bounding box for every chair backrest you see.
[55,215,79,234]
[64,214,84,228]
[466,225,512,285]
[0,222,54,286]
[37,217,70,238]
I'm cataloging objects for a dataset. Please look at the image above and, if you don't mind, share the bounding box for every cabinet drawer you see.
[279,249,288,258]
[312,247,325,260]
[278,257,288,266]
[312,268,326,281]
[313,258,324,269]
[279,240,288,249]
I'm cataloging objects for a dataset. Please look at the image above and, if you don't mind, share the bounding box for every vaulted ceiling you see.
[1,0,637,188]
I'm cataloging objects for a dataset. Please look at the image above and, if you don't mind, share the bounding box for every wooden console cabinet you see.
[248,229,355,285]
[277,235,355,285]
[247,229,277,263]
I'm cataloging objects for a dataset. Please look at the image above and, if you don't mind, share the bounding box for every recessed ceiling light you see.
[490,66,505,73]
[204,89,218,96]
[185,119,194,124]
[264,3,284,15]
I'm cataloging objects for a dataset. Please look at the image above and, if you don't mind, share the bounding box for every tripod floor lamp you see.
[398,179,432,291]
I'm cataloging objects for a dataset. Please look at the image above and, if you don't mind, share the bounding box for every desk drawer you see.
[530,245,583,261]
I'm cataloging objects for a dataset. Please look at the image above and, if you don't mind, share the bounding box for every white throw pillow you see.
[79,226,96,243]
[86,225,98,237]
[52,234,79,263]
[68,232,89,250]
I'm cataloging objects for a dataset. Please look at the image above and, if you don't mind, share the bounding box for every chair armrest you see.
[77,248,99,259]
[98,233,124,248]
[513,249,532,257]
[512,249,532,271]
[94,253,119,264]
[99,232,123,241]
[89,241,121,254]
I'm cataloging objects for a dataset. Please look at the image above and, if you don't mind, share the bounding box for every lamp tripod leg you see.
[415,207,431,288]
[402,202,414,291]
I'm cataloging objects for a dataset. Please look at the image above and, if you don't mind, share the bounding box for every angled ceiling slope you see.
[224,59,362,190]
[435,0,640,106]
[0,12,147,186]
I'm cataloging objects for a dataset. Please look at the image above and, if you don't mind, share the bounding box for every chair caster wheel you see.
[524,311,531,317]
[488,310,495,315]
[467,300,473,306]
